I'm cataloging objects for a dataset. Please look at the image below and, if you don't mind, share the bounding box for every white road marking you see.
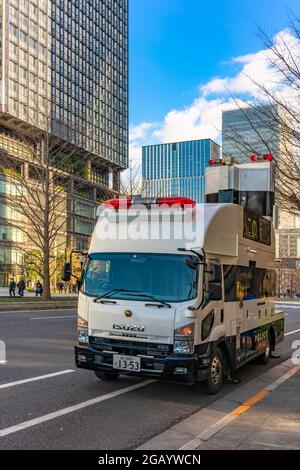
[284,328,300,337]
[30,315,76,320]
[0,370,75,390]
[0,379,156,438]
[265,369,297,391]
[0,309,76,315]
[279,305,300,309]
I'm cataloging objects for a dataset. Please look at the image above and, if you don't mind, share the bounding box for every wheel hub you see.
[211,355,222,385]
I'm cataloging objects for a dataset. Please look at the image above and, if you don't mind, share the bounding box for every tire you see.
[203,347,224,394]
[94,370,120,381]
[257,334,271,365]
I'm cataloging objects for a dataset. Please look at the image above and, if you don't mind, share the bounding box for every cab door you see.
[200,261,224,343]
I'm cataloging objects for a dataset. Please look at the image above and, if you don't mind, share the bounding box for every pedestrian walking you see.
[17,279,26,297]
[35,281,43,297]
[9,278,16,297]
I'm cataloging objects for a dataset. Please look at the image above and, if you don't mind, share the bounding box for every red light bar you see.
[104,196,196,209]
[250,155,257,162]
[263,154,273,161]
[104,197,132,209]
[208,159,215,166]
[156,197,196,208]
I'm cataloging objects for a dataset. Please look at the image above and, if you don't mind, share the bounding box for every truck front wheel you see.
[203,347,224,394]
[94,371,120,381]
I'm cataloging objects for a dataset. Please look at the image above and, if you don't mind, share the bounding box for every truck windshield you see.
[81,253,198,303]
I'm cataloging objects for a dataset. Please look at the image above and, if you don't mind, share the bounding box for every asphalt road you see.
[0,303,299,450]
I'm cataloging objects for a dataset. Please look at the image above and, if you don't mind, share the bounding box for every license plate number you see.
[113,354,141,372]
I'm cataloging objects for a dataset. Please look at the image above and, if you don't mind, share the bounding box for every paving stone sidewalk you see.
[200,370,300,450]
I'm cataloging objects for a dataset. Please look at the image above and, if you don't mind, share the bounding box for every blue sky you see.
[128,0,300,163]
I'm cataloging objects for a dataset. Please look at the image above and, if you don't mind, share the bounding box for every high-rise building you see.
[142,139,221,203]
[222,105,300,295]
[0,0,128,285]
[222,105,281,162]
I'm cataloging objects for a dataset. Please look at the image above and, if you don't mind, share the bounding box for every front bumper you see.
[75,344,209,383]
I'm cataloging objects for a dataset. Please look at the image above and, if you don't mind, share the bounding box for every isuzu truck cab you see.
[65,159,284,394]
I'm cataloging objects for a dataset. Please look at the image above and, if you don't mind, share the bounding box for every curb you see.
[137,358,297,450]
[0,302,77,311]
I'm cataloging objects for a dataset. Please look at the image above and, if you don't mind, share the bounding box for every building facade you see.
[0,0,128,285]
[222,105,280,162]
[142,139,221,203]
[222,105,300,295]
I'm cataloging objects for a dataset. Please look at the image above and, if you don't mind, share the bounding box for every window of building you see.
[20,67,28,81]
[9,23,18,37]
[29,2,38,17]
[74,202,95,219]
[0,225,23,242]
[74,219,94,235]
[20,31,28,44]
[9,61,18,75]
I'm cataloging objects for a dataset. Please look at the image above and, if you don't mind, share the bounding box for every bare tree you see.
[120,161,145,197]
[0,108,109,300]
[223,16,300,216]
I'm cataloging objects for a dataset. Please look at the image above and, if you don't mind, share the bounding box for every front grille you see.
[109,331,149,340]
[89,336,173,356]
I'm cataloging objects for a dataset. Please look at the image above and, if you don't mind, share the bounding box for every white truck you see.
[63,158,284,394]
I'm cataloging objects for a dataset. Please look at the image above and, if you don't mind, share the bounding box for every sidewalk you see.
[0,287,77,298]
[138,359,300,450]
[199,368,300,450]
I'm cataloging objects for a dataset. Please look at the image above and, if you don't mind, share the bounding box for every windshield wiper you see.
[93,289,142,303]
[122,292,172,308]
[93,289,171,308]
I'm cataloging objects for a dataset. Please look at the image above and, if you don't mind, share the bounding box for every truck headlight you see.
[174,323,194,354]
[174,340,193,354]
[78,316,89,344]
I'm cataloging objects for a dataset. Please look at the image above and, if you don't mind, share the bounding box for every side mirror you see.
[62,262,72,282]
[185,256,200,270]
[208,283,222,300]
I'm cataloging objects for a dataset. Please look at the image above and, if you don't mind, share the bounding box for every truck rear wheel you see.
[257,334,271,365]
[94,371,120,381]
[203,347,224,394]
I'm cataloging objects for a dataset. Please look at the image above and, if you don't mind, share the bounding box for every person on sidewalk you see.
[9,278,16,297]
[35,281,43,297]
[17,279,26,297]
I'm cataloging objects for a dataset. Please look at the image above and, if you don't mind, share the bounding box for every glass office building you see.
[142,139,221,203]
[50,0,128,169]
[0,0,128,285]
[222,105,280,162]
[2,0,128,174]
[222,105,300,287]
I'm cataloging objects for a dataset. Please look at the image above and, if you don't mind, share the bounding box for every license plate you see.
[113,354,141,372]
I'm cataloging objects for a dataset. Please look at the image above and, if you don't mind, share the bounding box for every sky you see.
[128,0,300,166]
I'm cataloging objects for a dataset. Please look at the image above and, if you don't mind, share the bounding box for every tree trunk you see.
[42,244,51,301]
[42,137,52,301]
